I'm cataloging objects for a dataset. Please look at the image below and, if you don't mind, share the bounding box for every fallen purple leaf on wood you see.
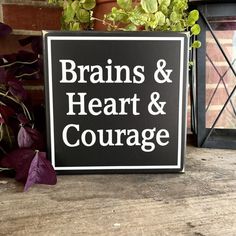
[24,151,57,191]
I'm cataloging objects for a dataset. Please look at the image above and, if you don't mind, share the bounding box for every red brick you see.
[2,4,62,31]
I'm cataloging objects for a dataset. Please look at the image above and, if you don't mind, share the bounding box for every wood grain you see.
[0,145,236,235]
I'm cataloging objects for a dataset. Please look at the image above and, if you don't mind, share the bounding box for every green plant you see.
[49,0,201,47]
[49,0,201,48]
[49,0,96,30]
[103,0,201,47]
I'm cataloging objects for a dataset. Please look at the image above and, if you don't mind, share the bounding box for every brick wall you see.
[0,0,61,34]
[0,0,62,108]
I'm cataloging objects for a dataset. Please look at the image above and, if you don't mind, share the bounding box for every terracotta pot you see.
[93,0,118,31]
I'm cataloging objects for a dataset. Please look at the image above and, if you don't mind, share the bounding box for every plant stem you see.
[15,70,40,79]
[0,146,7,155]
[21,102,32,121]
[4,124,13,148]
[0,59,38,68]
[0,123,3,141]
[0,92,32,121]
[91,17,122,30]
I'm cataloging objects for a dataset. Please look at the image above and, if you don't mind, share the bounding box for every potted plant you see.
[49,0,201,48]
[42,0,202,173]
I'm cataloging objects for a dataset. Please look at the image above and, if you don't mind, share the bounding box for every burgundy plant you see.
[0,22,57,191]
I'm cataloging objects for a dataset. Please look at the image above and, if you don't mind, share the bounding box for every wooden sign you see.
[43,31,188,173]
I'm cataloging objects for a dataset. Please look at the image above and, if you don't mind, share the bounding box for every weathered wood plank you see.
[0,146,236,235]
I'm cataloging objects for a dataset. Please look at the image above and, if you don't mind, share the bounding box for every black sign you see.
[43,31,188,173]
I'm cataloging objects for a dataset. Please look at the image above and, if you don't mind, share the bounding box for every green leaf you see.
[191,24,201,35]
[187,18,196,27]
[125,23,137,31]
[158,0,170,7]
[188,10,199,21]
[107,8,128,23]
[105,7,117,21]
[170,11,179,23]
[189,61,194,67]
[71,1,78,11]
[187,10,199,26]
[71,22,81,30]
[141,0,158,13]
[83,0,96,10]
[133,5,147,16]
[159,4,168,15]
[172,0,187,12]
[76,8,90,23]
[64,3,75,23]
[164,18,170,27]
[155,11,165,26]
[192,40,201,48]
[175,22,184,31]
[129,6,148,26]
[117,0,132,10]
[148,14,158,29]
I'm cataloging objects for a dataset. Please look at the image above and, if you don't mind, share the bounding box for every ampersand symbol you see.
[148,92,166,115]
[154,59,173,84]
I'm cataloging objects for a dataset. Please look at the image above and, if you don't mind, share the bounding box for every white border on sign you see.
[47,36,185,170]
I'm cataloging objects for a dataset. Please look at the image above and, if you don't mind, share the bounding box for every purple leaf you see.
[17,126,44,150]
[0,104,15,124]
[17,126,34,148]
[0,67,7,83]
[0,148,35,182]
[0,116,4,124]
[25,127,44,150]
[24,151,57,191]
[8,79,27,101]
[0,53,17,65]
[18,36,35,47]
[31,37,43,55]
[17,113,30,126]
[18,36,42,55]
[0,22,12,37]
[16,50,37,62]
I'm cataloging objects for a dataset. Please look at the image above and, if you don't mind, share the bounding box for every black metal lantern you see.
[189,0,236,149]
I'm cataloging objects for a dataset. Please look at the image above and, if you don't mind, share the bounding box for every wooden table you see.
[0,145,236,235]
